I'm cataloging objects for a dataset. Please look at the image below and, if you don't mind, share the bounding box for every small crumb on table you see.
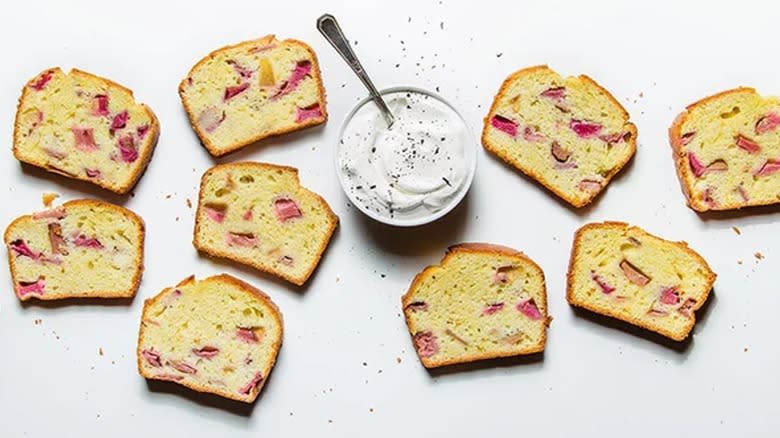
[42,192,59,207]
[755,252,765,260]
[732,226,741,235]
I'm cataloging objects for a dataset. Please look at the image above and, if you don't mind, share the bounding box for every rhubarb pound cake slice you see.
[179,35,328,156]
[402,243,550,368]
[4,200,144,301]
[13,68,159,194]
[567,222,716,341]
[670,87,780,211]
[137,274,283,403]
[482,66,637,207]
[194,162,338,286]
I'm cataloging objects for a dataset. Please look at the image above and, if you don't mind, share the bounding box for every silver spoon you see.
[317,14,396,128]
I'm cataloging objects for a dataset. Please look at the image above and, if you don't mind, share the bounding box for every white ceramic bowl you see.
[335,86,478,227]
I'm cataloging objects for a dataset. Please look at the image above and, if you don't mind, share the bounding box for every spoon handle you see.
[317,14,395,127]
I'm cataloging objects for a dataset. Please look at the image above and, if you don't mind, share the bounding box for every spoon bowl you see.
[335,86,478,227]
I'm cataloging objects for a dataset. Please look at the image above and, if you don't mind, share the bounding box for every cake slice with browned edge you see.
[482,65,636,207]
[179,35,328,156]
[194,162,338,286]
[137,274,282,403]
[14,68,159,194]
[670,87,780,211]
[402,243,549,368]
[567,222,716,341]
[4,199,144,301]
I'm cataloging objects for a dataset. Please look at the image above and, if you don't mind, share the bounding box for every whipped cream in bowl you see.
[336,87,477,226]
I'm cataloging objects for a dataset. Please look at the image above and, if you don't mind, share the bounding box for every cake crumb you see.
[99,348,104,356]
[42,192,59,207]
[732,226,741,235]
[639,92,644,98]
[369,408,374,412]
[755,252,764,260]
[34,319,42,325]
[744,347,749,352]
[737,260,743,265]
[165,194,172,199]
[396,357,401,364]
[186,199,192,209]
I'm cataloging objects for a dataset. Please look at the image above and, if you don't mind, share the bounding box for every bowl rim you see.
[334,85,478,227]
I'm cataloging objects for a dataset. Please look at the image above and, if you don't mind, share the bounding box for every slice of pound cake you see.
[13,68,160,194]
[567,222,716,341]
[179,35,328,156]
[137,274,282,403]
[670,87,780,211]
[402,243,549,368]
[194,162,338,285]
[482,66,637,207]
[4,199,144,301]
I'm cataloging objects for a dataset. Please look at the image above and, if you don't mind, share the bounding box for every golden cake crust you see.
[193,161,338,286]
[481,65,637,208]
[178,35,329,157]
[12,67,160,195]
[566,221,717,341]
[136,274,283,403]
[668,87,778,212]
[3,199,145,301]
[402,243,550,368]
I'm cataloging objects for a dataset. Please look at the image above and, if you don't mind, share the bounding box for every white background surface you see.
[1,0,778,436]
